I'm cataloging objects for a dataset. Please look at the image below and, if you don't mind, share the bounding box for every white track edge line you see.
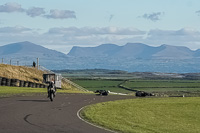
[77,106,118,133]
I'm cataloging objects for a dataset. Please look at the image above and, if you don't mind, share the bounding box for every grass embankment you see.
[0,64,44,83]
[0,64,85,97]
[81,97,200,133]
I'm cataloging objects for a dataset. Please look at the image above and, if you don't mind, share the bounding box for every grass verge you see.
[81,97,200,133]
[0,86,86,97]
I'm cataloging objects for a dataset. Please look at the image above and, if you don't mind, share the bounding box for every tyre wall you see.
[0,76,47,88]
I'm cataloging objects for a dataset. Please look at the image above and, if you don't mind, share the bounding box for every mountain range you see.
[68,43,198,59]
[1,41,200,73]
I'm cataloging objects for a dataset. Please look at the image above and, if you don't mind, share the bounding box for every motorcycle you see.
[48,86,56,102]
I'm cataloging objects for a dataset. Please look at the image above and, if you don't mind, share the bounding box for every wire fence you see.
[1,58,34,66]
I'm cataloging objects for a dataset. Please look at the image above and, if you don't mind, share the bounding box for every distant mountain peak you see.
[19,41,33,44]
[125,42,146,45]
[9,41,37,45]
[0,41,67,58]
[97,43,119,48]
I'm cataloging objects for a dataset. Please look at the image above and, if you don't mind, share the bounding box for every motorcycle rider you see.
[47,78,56,98]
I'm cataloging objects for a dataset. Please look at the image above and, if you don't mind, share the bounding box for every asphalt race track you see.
[0,93,133,133]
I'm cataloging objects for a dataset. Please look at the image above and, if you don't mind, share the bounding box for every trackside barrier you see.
[62,78,88,92]
[0,76,47,88]
[0,65,88,91]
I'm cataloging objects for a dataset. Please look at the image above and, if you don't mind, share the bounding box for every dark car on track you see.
[135,91,154,97]
[95,90,110,96]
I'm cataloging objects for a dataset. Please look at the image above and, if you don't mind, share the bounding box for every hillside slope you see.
[0,64,44,83]
[0,64,79,91]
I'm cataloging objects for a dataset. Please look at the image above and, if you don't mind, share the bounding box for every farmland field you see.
[121,80,200,96]
[61,70,200,96]
[72,79,132,93]
[72,79,200,96]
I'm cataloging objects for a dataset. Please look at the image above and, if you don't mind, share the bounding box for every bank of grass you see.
[81,97,200,133]
[0,86,85,97]
[0,64,44,83]
[0,64,87,92]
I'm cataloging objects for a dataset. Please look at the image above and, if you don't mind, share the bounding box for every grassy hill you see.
[0,64,44,83]
[0,64,81,91]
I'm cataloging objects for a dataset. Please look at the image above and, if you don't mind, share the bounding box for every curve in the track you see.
[0,93,134,133]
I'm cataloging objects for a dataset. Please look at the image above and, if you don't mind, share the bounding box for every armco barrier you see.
[0,76,48,89]
[6,78,11,86]
[23,81,29,87]
[35,83,39,88]
[11,79,19,87]
[0,77,2,85]
[19,80,24,87]
[32,82,36,88]
[1,77,7,86]
[28,82,33,88]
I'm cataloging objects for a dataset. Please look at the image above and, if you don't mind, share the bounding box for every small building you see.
[43,73,62,89]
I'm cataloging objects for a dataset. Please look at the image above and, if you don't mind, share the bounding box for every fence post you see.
[37,58,39,69]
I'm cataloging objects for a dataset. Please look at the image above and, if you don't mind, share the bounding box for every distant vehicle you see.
[95,90,110,96]
[135,91,154,97]
[43,73,62,89]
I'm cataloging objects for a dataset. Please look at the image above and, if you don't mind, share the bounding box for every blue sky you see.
[0,0,200,53]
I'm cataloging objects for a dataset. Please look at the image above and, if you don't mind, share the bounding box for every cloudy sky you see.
[0,0,200,53]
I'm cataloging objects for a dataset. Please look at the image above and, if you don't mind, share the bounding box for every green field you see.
[122,80,200,90]
[121,80,200,96]
[73,79,132,93]
[81,97,200,133]
[72,79,200,96]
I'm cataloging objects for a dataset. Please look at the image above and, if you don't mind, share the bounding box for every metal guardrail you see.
[61,78,88,92]
[39,66,54,74]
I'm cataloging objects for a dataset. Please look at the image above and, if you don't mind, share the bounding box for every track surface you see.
[0,93,133,133]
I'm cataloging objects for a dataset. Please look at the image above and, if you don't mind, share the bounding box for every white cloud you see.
[0,26,31,33]
[48,26,145,36]
[141,12,164,22]
[0,2,76,20]
[196,10,200,16]
[147,28,200,38]
[26,7,46,17]
[0,2,24,13]
[145,28,200,49]
[44,9,76,19]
